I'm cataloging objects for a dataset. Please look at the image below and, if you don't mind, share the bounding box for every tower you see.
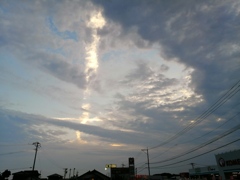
[129,157,135,176]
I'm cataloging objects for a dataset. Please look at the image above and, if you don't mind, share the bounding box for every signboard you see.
[189,165,218,175]
[215,149,240,171]
[129,157,134,166]
[111,167,129,174]
[105,164,117,168]
[129,157,135,176]
[215,149,240,179]
[111,167,130,180]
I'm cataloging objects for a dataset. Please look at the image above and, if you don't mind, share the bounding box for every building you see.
[189,165,219,179]
[47,173,63,180]
[215,149,240,180]
[187,149,240,180]
[110,157,135,180]
[12,170,40,180]
[77,169,110,180]
[111,167,130,180]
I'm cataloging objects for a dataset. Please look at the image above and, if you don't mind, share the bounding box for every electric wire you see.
[150,80,240,150]
[152,80,240,150]
[180,111,240,145]
[0,151,27,156]
[151,164,189,169]
[0,143,30,147]
[151,84,240,150]
[136,117,233,173]
[150,144,177,160]
[136,164,147,174]
[40,147,63,169]
[151,138,240,168]
[151,123,240,164]
[134,151,143,161]
[0,167,32,171]
[149,111,240,164]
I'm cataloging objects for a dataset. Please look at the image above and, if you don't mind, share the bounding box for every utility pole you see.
[63,168,68,179]
[32,142,41,171]
[190,163,195,169]
[142,148,150,180]
[69,168,71,179]
[73,168,75,177]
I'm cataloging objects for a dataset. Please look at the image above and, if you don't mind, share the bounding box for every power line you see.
[1,167,32,171]
[0,151,27,156]
[150,79,240,150]
[151,80,240,149]
[151,123,240,164]
[149,111,240,163]
[136,165,147,174]
[40,147,63,169]
[180,111,240,145]
[151,138,240,168]
[150,144,177,160]
[151,164,189,170]
[0,143,30,147]
[134,151,143,161]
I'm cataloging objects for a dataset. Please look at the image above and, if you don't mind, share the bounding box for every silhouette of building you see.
[47,173,63,180]
[110,157,135,180]
[77,169,110,180]
[111,167,130,180]
[12,170,40,180]
[215,149,240,180]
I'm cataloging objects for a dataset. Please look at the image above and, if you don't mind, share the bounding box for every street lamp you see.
[141,148,150,180]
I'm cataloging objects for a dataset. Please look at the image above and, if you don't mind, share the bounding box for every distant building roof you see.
[47,173,63,178]
[12,170,40,176]
[77,169,110,180]
[12,170,40,180]
[47,173,63,180]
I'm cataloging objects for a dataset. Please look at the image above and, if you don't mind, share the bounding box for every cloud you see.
[160,64,169,72]
[26,52,87,89]
[93,0,240,101]
[1,1,240,176]
[47,17,78,41]
[0,0,99,91]
[0,108,162,147]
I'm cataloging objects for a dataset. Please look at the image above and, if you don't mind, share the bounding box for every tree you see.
[0,170,11,180]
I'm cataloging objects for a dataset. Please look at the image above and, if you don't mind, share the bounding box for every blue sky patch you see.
[47,17,78,41]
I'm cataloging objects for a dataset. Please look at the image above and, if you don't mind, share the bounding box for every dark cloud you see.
[160,64,169,72]
[125,61,154,82]
[27,52,87,89]
[90,1,240,150]
[93,0,240,102]
[123,61,178,87]
[0,108,161,147]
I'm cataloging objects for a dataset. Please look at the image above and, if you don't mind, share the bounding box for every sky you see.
[0,0,240,178]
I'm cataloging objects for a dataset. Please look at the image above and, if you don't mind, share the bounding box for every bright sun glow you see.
[85,11,106,83]
[76,130,87,144]
[110,143,125,147]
